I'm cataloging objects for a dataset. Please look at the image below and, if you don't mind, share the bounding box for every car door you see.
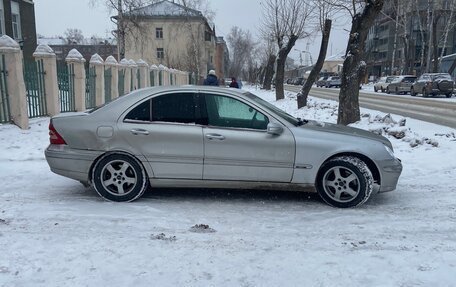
[118,92,204,179]
[200,92,295,182]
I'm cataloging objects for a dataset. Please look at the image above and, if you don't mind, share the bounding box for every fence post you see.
[66,49,86,112]
[150,64,158,86]
[128,60,137,90]
[0,35,28,129]
[119,59,130,94]
[137,59,149,88]
[120,59,131,94]
[105,56,118,99]
[33,44,59,116]
[90,54,105,106]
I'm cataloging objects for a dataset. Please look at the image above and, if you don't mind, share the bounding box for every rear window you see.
[403,77,416,83]
[431,74,452,80]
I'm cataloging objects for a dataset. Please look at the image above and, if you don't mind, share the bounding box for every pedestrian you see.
[229,77,239,88]
[203,70,219,86]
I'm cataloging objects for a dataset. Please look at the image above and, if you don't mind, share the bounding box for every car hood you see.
[300,120,392,148]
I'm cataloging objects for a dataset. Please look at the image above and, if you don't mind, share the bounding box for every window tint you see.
[203,94,268,130]
[152,93,196,123]
[125,100,151,122]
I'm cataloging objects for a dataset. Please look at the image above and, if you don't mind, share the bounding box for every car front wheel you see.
[92,153,148,202]
[316,156,374,208]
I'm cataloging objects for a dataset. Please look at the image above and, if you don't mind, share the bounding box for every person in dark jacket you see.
[229,77,239,88]
[203,70,219,86]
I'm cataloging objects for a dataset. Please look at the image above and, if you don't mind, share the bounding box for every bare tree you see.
[336,0,384,125]
[227,26,256,79]
[259,36,278,90]
[64,28,84,44]
[260,0,313,100]
[297,0,338,108]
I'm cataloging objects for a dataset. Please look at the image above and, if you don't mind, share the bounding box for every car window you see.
[431,74,452,80]
[403,77,416,83]
[152,93,196,124]
[125,100,151,122]
[202,94,269,130]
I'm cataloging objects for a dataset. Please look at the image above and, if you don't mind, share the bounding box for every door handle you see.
[205,133,225,140]
[130,129,150,135]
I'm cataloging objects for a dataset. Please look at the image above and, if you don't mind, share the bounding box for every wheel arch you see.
[88,150,152,185]
[317,152,381,185]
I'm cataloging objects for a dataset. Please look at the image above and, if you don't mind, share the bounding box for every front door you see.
[200,93,295,182]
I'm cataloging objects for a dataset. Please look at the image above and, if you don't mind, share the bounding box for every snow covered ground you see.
[1,86,456,286]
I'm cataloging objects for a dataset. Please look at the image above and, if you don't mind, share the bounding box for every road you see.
[284,85,456,129]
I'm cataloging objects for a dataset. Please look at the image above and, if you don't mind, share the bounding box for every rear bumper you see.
[377,158,403,192]
[45,145,102,184]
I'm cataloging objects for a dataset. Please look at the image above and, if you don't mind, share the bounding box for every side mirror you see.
[267,123,283,135]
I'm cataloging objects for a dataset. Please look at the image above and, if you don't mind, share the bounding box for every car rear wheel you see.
[316,156,373,208]
[92,154,148,202]
[410,88,416,96]
[374,87,378,92]
[446,93,452,98]
[386,87,391,94]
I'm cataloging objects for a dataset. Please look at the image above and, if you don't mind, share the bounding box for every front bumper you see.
[45,145,103,184]
[377,157,403,192]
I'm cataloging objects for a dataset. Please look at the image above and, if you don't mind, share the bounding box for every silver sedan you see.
[45,86,402,208]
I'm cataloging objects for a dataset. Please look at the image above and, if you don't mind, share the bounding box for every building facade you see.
[119,0,217,79]
[0,0,36,61]
[215,36,229,81]
[365,0,456,77]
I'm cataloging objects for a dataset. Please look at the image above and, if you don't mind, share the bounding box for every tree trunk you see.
[432,16,439,73]
[338,0,384,126]
[391,7,400,74]
[275,35,298,100]
[297,19,332,109]
[263,54,276,90]
[117,0,125,59]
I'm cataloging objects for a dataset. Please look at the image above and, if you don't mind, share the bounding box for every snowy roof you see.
[325,52,345,62]
[124,0,203,18]
[37,37,117,46]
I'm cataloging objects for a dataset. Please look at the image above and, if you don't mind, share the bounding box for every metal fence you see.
[57,62,76,112]
[159,70,163,86]
[0,54,10,123]
[137,68,141,88]
[150,70,155,86]
[86,66,96,109]
[104,66,112,102]
[118,69,125,96]
[24,59,47,118]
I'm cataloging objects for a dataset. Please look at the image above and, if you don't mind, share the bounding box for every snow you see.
[33,44,55,57]
[1,86,456,286]
[89,53,104,65]
[65,49,85,62]
[0,35,20,50]
[104,55,118,66]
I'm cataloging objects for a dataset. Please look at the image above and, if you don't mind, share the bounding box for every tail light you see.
[49,121,67,145]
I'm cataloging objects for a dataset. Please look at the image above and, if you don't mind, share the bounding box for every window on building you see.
[157,48,164,59]
[156,27,163,39]
[11,1,21,40]
[0,1,5,36]
[205,31,212,42]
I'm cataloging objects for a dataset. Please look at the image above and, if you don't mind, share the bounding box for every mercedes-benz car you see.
[45,86,402,208]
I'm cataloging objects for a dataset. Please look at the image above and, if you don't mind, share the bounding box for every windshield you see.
[244,92,300,126]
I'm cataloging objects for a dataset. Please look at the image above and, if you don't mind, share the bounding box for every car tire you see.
[446,93,452,98]
[381,87,385,93]
[316,156,374,208]
[374,87,378,92]
[92,153,148,202]
[386,87,391,94]
[411,88,416,96]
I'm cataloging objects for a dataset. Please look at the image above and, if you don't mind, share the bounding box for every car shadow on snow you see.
[142,187,322,204]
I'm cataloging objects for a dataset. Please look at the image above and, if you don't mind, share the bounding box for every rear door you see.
[118,92,204,179]
[199,92,295,182]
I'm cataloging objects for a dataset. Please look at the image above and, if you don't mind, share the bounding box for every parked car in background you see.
[374,76,396,92]
[293,77,305,86]
[45,86,402,208]
[386,75,417,95]
[324,76,341,88]
[316,76,329,87]
[411,73,454,98]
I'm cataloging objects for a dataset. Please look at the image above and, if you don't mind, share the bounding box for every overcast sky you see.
[35,0,350,63]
